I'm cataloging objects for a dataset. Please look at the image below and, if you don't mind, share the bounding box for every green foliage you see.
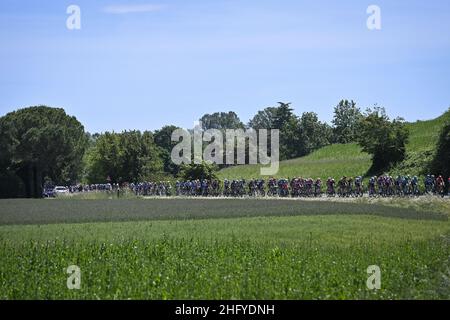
[0,236,448,299]
[1,104,448,198]
[248,107,278,129]
[273,103,298,160]
[85,131,163,183]
[405,108,450,152]
[298,112,332,156]
[179,161,218,180]
[272,102,295,129]
[200,111,244,130]
[221,108,446,180]
[279,115,301,160]
[248,103,295,160]
[386,108,450,177]
[154,125,181,175]
[388,149,434,177]
[357,107,409,174]
[220,108,449,181]
[248,103,331,161]
[332,99,362,143]
[430,121,450,183]
[0,106,88,198]
[198,112,245,167]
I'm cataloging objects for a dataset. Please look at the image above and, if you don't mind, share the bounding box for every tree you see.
[357,107,409,174]
[198,112,245,166]
[154,125,182,175]
[179,161,218,181]
[200,111,244,131]
[248,106,278,162]
[273,102,301,160]
[0,116,14,171]
[248,103,331,160]
[85,131,163,183]
[248,107,278,129]
[0,106,88,198]
[84,132,121,183]
[430,120,450,191]
[0,119,26,197]
[298,112,332,155]
[332,99,362,143]
[279,116,302,159]
[273,102,294,129]
[249,102,300,160]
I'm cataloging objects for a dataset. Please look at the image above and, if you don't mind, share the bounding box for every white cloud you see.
[103,4,165,14]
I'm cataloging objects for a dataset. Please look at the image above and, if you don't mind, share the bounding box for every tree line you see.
[1,102,448,198]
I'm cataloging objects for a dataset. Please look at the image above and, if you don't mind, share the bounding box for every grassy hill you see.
[218,109,450,180]
[405,109,450,153]
[389,108,450,176]
[219,143,371,180]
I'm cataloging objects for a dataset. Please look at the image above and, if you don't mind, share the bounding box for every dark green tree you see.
[199,112,245,166]
[0,117,25,198]
[0,106,88,198]
[248,103,331,160]
[332,99,362,143]
[139,131,165,180]
[200,111,244,130]
[279,116,302,159]
[249,102,300,160]
[273,102,300,160]
[154,125,182,175]
[248,107,278,130]
[430,121,450,191]
[84,132,121,183]
[85,131,163,183]
[357,107,409,174]
[298,112,332,155]
[273,102,294,129]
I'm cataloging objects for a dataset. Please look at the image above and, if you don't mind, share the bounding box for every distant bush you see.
[180,161,219,181]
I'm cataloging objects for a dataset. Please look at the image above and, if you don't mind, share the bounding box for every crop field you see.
[0,198,449,299]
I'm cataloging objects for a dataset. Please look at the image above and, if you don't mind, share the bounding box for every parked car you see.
[54,186,69,195]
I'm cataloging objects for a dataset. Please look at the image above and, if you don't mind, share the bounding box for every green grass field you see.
[218,143,372,180]
[405,109,450,153]
[218,109,450,180]
[1,111,449,300]
[0,198,449,299]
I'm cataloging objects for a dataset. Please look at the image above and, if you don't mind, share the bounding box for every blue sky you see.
[0,0,449,133]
